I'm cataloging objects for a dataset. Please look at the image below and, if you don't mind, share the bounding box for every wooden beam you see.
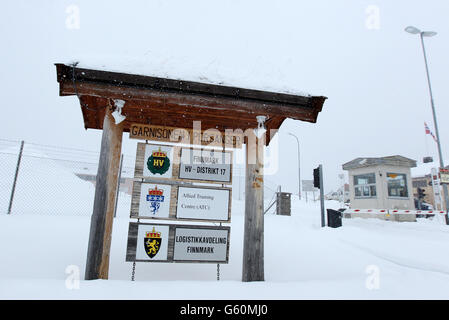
[60,80,318,122]
[242,130,265,282]
[56,63,321,107]
[85,107,124,280]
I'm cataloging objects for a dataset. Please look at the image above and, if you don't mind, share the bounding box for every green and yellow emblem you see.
[147,147,170,175]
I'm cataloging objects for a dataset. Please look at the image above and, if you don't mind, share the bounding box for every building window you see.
[354,173,376,198]
[387,173,408,197]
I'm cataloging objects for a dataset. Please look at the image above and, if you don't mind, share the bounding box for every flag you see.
[424,122,438,142]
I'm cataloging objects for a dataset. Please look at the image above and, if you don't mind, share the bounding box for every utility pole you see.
[405,26,449,224]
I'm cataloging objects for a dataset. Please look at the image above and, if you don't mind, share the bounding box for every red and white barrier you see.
[345,209,389,215]
[346,209,446,215]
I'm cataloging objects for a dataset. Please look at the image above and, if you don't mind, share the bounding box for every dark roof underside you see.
[55,63,327,144]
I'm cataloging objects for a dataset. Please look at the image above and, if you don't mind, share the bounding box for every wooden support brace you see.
[85,107,124,280]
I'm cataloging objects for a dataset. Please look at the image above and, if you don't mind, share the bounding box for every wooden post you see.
[85,107,124,280]
[242,130,264,282]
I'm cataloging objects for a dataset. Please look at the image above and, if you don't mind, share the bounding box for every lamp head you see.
[405,26,437,37]
[112,99,126,124]
[405,26,421,34]
[422,31,437,37]
[254,115,267,138]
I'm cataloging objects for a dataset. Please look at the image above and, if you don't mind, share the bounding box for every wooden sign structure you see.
[127,142,233,265]
[55,63,326,281]
[130,123,243,149]
[126,222,230,263]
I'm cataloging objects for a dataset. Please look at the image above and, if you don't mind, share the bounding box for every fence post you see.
[7,140,25,215]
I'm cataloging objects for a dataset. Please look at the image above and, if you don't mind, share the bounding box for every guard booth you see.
[54,63,326,282]
[276,192,291,216]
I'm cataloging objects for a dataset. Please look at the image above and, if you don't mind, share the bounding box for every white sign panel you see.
[179,148,232,183]
[302,180,317,192]
[431,167,442,207]
[138,183,172,218]
[176,186,230,221]
[135,224,170,261]
[143,144,174,178]
[440,168,449,184]
[173,227,229,262]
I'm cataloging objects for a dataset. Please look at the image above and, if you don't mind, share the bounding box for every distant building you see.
[342,155,417,210]
[411,162,449,210]
[411,175,437,209]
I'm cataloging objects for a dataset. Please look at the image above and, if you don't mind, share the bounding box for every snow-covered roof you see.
[67,55,313,97]
[342,155,417,170]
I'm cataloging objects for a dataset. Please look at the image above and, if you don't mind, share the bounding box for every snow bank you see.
[1,196,449,299]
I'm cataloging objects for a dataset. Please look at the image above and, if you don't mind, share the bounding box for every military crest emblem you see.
[147,147,170,175]
[144,227,162,259]
[146,186,165,215]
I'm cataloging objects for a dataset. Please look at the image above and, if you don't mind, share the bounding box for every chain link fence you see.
[0,139,279,217]
[0,139,134,217]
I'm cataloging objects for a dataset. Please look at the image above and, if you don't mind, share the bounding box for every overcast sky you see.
[1,0,448,193]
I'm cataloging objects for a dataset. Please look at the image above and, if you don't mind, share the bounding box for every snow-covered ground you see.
[1,195,449,300]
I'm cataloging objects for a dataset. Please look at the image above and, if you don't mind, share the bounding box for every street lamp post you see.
[405,26,449,223]
[288,133,301,200]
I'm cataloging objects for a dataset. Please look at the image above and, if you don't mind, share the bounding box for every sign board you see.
[173,227,229,262]
[126,222,230,263]
[179,147,232,183]
[134,143,233,185]
[129,123,243,149]
[142,144,175,179]
[440,168,449,184]
[176,186,230,221]
[131,181,231,222]
[431,167,442,208]
[302,180,318,192]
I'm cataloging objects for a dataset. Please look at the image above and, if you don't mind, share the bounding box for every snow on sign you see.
[126,222,230,263]
[179,148,232,183]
